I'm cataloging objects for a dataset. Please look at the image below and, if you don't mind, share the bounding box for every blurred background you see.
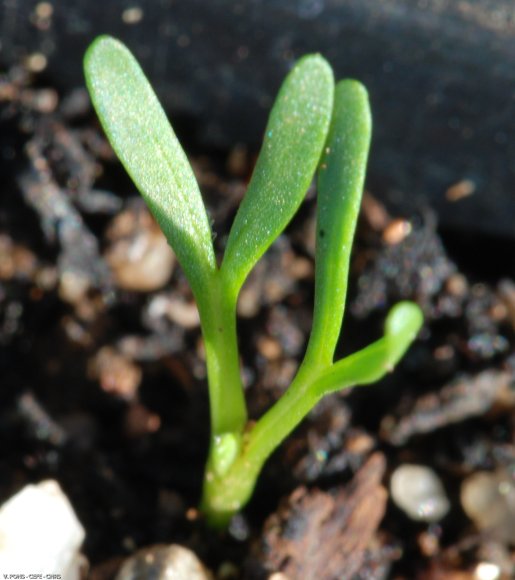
[2,0,515,242]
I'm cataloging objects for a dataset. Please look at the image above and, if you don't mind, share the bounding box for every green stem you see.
[199,274,248,527]
[200,364,323,526]
[200,350,384,525]
[200,302,423,525]
[198,273,247,438]
[200,342,381,525]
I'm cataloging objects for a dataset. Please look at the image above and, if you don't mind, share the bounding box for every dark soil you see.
[0,63,514,579]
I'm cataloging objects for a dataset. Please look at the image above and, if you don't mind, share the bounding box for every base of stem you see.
[200,451,262,528]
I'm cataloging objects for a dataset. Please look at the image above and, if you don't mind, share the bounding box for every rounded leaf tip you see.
[294,53,334,83]
[386,301,424,339]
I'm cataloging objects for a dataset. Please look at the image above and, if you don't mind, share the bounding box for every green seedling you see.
[84,36,423,526]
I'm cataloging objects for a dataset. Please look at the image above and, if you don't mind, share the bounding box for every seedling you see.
[84,36,423,526]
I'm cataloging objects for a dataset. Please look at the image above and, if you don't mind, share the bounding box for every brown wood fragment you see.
[257,453,388,580]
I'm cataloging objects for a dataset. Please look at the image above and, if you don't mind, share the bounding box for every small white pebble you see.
[474,562,501,580]
[59,270,90,304]
[390,464,450,522]
[25,52,48,72]
[115,544,211,580]
[104,207,175,292]
[122,7,143,24]
[35,2,53,18]
[0,480,85,578]
[461,470,515,543]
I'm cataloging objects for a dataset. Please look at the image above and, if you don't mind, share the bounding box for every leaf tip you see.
[296,53,334,85]
[84,35,113,65]
[337,78,368,98]
[84,35,130,84]
[386,301,424,341]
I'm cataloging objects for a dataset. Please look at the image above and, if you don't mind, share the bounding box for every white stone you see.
[390,464,450,522]
[0,480,85,579]
[461,470,515,543]
[115,544,211,580]
[474,562,501,580]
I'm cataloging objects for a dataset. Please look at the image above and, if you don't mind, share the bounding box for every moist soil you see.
[0,64,514,579]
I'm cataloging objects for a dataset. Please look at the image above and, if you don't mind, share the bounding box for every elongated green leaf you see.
[304,79,371,367]
[221,55,334,295]
[313,302,423,395]
[84,36,216,297]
